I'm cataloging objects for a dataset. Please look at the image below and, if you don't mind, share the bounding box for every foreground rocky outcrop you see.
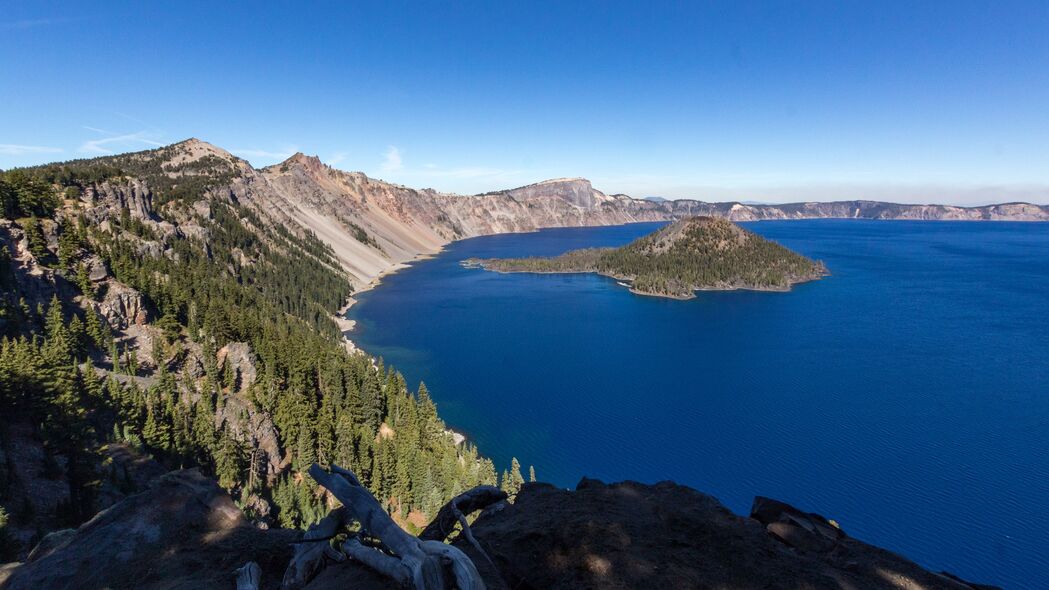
[463,479,999,590]
[0,470,1001,590]
[0,470,297,590]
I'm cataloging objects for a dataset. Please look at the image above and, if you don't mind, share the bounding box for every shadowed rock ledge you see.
[0,470,1000,590]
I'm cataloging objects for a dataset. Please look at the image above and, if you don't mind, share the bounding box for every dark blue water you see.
[348,220,1049,588]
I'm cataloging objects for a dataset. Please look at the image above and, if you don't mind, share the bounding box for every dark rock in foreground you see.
[0,469,296,590]
[459,478,999,590]
[0,471,1000,590]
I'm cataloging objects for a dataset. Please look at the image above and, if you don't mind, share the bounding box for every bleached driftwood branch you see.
[280,507,349,590]
[308,463,486,590]
[419,485,506,565]
[235,561,262,590]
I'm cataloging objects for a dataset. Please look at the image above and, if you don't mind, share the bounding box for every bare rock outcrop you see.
[218,341,258,391]
[216,394,286,482]
[0,220,69,311]
[0,469,296,590]
[0,472,1004,590]
[94,280,148,330]
[84,179,155,220]
[458,478,1000,590]
[502,177,606,209]
[0,422,72,551]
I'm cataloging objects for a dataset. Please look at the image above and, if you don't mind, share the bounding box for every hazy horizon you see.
[3,2,1048,205]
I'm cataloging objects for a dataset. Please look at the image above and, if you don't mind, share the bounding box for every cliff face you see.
[661,199,1049,222]
[254,157,673,287]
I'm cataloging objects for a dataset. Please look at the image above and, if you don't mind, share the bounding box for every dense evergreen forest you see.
[470,216,827,298]
[0,147,524,558]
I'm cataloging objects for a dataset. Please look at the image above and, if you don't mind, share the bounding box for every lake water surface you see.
[348,220,1049,588]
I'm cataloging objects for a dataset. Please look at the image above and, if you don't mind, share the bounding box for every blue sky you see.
[2,1,1048,204]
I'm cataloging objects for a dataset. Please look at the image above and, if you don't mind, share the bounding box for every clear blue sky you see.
[2,1,1048,204]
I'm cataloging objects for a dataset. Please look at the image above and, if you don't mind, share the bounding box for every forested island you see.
[466,217,828,299]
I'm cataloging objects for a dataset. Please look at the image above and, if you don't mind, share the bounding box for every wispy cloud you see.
[0,144,63,156]
[78,130,165,154]
[381,146,403,173]
[325,152,348,166]
[377,150,528,189]
[232,148,298,161]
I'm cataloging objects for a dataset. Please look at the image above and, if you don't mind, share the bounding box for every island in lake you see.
[464,216,829,299]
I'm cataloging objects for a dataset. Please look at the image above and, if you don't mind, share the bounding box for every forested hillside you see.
[469,216,828,298]
[0,142,522,560]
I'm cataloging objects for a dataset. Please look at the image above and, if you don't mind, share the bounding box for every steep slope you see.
[257,161,673,288]
[0,140,501,562]
[469,216,828,298]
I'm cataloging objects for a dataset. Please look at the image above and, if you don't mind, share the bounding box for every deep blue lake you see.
[348,220,1049,589]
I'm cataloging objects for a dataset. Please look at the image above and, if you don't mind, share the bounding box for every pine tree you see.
[214,430,246,491]
[499,469,511,498]
[43,295,71,361]
[67,314,85,360]
[57,218,78,269]
[315,393,336,466]
[294,419,316,472]
[502,458,525,502]
[84,308,110,351]
[142,402,171,452]
[529,465,536,483]
[75,263,94,299]
[24,215,49,259]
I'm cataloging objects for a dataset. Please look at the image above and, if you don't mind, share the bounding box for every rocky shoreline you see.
[334,251,443,353]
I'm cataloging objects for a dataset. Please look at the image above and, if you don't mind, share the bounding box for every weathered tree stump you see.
[280,507,349,590]
[297,463,487,590]
[235,561,262,590]
[419,485,507,566]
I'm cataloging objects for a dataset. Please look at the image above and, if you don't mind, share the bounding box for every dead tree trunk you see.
[235,561,261,590]
[419,485,507,565]
[307,463,486,590]
[280,507,349,590]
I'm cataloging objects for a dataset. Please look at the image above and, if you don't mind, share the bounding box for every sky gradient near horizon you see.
[2,1,1048,204]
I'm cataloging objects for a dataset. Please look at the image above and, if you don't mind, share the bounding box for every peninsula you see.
[465,216,828,299]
